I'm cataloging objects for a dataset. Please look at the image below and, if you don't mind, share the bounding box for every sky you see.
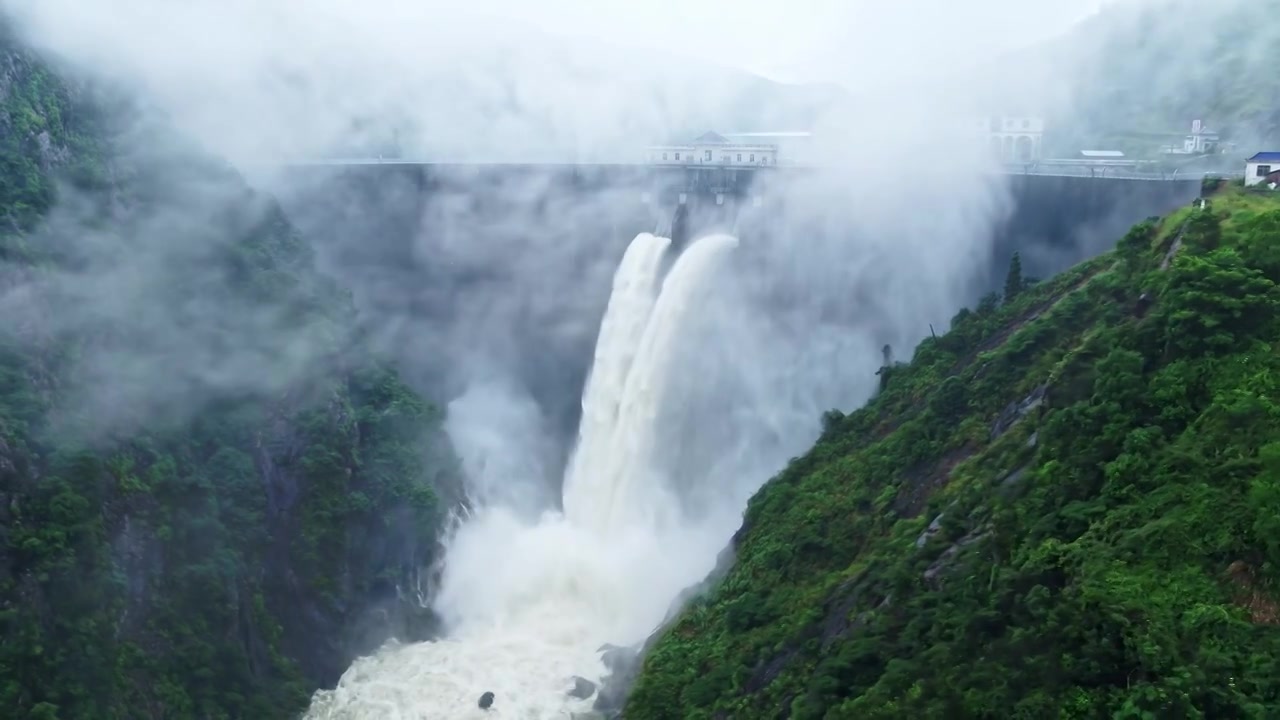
[456,0,1119,85]
[0,0,1137,163]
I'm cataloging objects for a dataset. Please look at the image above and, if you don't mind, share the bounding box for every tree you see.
[1004,252,1024,302]
[27,703,61,720]
[1160,248,1279,355]
[929,375,969,421]
[977,292,1001,315]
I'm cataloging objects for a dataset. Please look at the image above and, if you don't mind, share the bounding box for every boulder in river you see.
[568,676,597,699]
[594,643,643,713]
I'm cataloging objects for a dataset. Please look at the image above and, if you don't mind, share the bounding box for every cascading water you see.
[570,234,740,534]
[561,232,671,527]
[304,233,740,720]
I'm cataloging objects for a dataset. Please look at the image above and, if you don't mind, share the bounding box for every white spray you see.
[305,233,740,720]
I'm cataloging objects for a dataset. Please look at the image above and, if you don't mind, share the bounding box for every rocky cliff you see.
[0,33,458,720]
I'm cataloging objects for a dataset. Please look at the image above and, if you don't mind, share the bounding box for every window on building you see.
[704,149,712,161]
[1259,165,1272,177]
[723,154,730,163]
[1022,119,1030,129]
[749,154,755,162]
[737,153,743,162]
[662,152,668,161]
[674,152,680,161]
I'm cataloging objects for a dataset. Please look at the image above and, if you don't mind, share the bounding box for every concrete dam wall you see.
[992,174,1203,285]
[271,164,1203,473]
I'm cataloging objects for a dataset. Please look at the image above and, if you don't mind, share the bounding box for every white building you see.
[971,115,1046,164]
[1163,120,1221,155]
[1080,150,1126,160]
[646,131,779,168]
[723,131,812,165]
[1245,152,1280,187]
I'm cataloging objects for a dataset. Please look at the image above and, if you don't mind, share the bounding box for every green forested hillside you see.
[626,182,1280,718]
[1052,0,1280,155]
[0,34,456,720]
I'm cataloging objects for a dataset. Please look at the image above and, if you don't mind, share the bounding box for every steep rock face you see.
[626,187,1280,718]
[0,36,459,719]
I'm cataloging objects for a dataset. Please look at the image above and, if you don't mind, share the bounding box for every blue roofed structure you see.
[1246,152,1280,187]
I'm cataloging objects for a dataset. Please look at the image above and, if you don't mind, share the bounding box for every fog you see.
[2,0,1123,165]
[0,0,1195,716]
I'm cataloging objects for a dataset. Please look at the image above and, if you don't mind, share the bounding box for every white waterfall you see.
[572,234,739,534]
[304,232,739,720]
[562,232,671,526]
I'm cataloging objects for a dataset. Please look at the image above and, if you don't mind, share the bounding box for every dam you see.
[274,159,1201,487]
[270,157,1203,718]
[279,159,1204,278]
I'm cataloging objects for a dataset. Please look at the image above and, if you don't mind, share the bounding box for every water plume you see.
[306,232,740,719]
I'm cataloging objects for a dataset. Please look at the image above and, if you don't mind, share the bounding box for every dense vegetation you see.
[0,36,456,719]
[626,181,1280,718]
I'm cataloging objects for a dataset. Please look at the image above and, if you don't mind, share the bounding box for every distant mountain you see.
[969,0,1280,157]
[1068,0,1278,144]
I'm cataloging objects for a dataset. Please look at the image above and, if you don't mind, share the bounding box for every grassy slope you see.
[0,36,454,720]
[626,182,1280,719]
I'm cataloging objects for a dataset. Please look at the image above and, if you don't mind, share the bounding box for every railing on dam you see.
[1000,161,1244,182]
[285,157,1241,183]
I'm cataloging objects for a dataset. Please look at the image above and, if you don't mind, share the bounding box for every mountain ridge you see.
[624,180,1280,718]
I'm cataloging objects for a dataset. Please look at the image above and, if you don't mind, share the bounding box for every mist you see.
[0,0,1186,716]
[1,0,1126,163]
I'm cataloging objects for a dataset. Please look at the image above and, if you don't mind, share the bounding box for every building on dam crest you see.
[646,131,783,168]
[973,115,1046,164]
[1163,120,1223,156]
[649,119,1048,169]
